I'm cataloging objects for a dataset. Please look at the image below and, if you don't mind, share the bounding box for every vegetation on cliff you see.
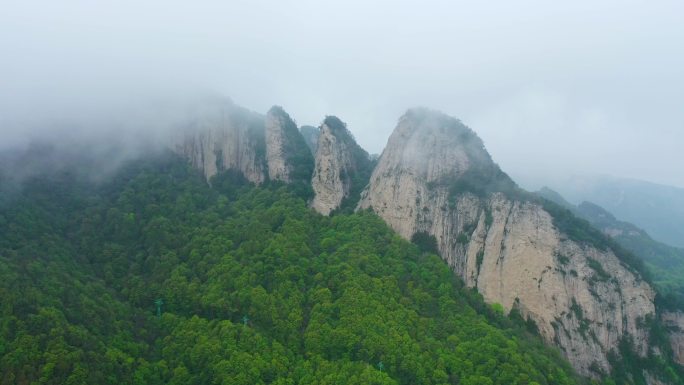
[0,151,581,385]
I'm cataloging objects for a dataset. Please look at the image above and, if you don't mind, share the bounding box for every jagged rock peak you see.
[379,108,503,184]
[310,116,373,215]
[359,108,657,378]
[265,106,314,184]
[171,98,266,184]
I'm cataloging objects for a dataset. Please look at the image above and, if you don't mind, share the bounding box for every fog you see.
[1,0,683,188]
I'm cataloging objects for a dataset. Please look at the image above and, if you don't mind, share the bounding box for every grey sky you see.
[1,0,683,188]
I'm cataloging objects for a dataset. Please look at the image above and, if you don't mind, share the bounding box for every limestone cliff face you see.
[173,101,313,186]
[265,108,292,182]
[311,116,372,215]
[265,106,313,183]
[358,108,657,377]
[172,99,266,184]
[663,312,684,366]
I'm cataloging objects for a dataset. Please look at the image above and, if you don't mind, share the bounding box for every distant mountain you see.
[537,187,684,295]
[552,176,684,248]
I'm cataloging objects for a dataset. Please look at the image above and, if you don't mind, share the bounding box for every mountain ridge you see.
[3,97,682,383]
[166,99,682,381]
[356,108,662,378]
[549,176,684,249]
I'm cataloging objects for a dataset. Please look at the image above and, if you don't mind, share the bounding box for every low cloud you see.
[1,0,683,188]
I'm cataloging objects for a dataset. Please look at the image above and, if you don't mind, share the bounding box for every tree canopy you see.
[0,151,677,384]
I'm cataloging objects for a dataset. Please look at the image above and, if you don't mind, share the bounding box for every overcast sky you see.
[1,0,683,188]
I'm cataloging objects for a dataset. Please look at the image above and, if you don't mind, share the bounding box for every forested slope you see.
[0,151,606,384]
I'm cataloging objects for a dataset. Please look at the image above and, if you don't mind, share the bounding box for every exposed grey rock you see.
[172,101,312,186]
[358,108,657,377]
[662,311,684,366]
[171,98,266,184]
[311,116,372,215]
[265,106,313,183]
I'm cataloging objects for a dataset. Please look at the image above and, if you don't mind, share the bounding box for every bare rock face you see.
[311,116,372,215]
[265,106,313,183]
[358,108,657,377]
[265,108,292,182]
[172,99,266,184]
[173,101,313,186]
[663,312,684,365]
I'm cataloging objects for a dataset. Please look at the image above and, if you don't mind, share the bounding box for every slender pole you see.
[155,299,163,318]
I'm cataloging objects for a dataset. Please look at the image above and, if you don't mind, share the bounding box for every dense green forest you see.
[0,151,678,384]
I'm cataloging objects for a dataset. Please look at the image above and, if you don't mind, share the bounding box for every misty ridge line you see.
[0,94,367,184]
[2,1,683,190]
[2,91,683,199]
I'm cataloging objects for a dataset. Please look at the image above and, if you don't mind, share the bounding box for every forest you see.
[0,151,680,384]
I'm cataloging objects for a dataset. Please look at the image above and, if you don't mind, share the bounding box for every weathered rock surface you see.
[311,116,372,215]
[172,99,266,183]
[663,311,684,366]
[265,108,292,182]
[358,108,657,377]
[265,106,313,183]
[173,101,313,186]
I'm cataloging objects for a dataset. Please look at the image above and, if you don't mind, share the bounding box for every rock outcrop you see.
[173,101,313,186]
[358,108,657,377]
[663,312,684,366]
[265,106,314,184]
[172,99,266,184]
[311,116,373,215]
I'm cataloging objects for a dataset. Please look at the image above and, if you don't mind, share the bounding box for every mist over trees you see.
[0,151,586,384]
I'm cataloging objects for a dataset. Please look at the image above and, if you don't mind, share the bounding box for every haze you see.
[1,0,683,188]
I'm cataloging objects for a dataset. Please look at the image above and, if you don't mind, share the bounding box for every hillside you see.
[0,150,582,385]
[2,102,683,385]
[358,108,681,381]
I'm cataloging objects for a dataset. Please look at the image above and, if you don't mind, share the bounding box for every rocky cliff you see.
[172,99,267,183]
[173,101,312,186]
[310,116,373,215]
[663,312,684,366]
[265,106,314,184]
[358,108,658,377]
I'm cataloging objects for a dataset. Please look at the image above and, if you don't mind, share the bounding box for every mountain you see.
[357,108,671,380]
[172,97,267,184]
[537,187,684,370]
[310,116,375,215]
[0,148,584,385]
[264,106,315,185]
[3,99,684,384]
[537,187,684,296]
[171,100,315,200]
[551,176,684,248]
